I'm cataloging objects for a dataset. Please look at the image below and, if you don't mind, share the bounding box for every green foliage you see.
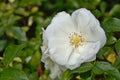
[97,47,111,60]
[0,40,7,51]
[95,61,120,79]
[109,4,120,18]
[0,0,120,80]
[62,70,73,80]
[106,33,117,45]
[0,68,29,80]
[102,18,120,32]
[71,63,93,74]
[8,27,27,41]
[3,44,25,67]
[115,40,120,56]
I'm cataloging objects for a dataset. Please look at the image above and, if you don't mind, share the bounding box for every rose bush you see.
[0,0,120,80]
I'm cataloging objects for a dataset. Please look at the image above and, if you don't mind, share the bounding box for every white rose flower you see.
[41,29,67,79]
[41,8,106,79]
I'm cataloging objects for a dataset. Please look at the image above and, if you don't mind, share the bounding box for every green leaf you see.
[71,63,93,74]
[102,18,120,32]
[100,1,107,13]
[30,50,41,67]
[3,44,25,67]
[14,7,26,15]
[92,64,104,75]
[0,68,3,73]
[11,27,27,41]
[0,26,5,37]
[19,0,41,7]
[0,68,29,80]
[86,77,91,80]
[0,40,7,51]
[78,0,100,9]
[29,72,39,80]
[114,40,120,69]
[62,70,73,80]
[97,47,111,60]
[95,61,120,79]
[115,40,120,56]
[106,33,117,45]
[92,9,102,18]
[109,4,120,18]
[113,56,120,69]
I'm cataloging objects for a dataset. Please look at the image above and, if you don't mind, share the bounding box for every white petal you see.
[48,62,61,79]
[49,43,73,65]
[42,28,48,46]
[66,41,100,70]
[49,64,67,80]
[44,58,60,79]
[41,48,49,62]
[82,21,106,48]
[41,53,67,79]
[65,52,82,70]
[45,11,76,40]
[71,8,106,48]
[78,42,100,62]
[71,8,90,30]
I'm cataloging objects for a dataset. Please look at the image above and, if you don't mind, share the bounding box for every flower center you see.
[69,33,82,48]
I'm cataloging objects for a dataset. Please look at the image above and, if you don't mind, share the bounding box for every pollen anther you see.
[69,33,82,48]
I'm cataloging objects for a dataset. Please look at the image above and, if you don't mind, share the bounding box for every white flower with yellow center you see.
[41,8,106,79]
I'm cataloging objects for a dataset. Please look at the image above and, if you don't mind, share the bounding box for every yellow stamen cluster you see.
[69,33,82,48]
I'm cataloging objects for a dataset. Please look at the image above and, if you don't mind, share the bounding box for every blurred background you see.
[0,0,120,80]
